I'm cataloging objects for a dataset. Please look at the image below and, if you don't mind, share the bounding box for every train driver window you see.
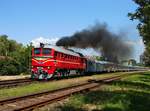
[42,48,51,55]
[34,48,40,55]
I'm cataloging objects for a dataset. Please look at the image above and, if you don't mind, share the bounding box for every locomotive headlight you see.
[47,66,50,69]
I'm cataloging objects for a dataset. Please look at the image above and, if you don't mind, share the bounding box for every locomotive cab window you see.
[42,48,51,55]
[34,48,40,55]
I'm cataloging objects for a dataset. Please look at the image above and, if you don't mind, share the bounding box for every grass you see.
[57,71,150,111]
[0,72,128,99]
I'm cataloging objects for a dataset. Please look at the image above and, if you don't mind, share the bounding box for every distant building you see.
[121,59,137,66]
[140,54,145,64]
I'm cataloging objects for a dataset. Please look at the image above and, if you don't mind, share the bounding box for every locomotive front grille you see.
[37,67,43,74]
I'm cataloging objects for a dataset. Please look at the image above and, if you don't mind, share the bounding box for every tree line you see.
[0,35,32,75]
[129,0,150,66]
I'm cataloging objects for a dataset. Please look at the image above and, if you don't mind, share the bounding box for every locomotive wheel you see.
[63,70,70,77]
[67,70,70,76]
[46,74,53,80]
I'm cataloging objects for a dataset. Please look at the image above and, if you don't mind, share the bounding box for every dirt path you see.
[0,75,30,80]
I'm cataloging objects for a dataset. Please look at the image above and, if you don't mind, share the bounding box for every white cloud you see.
[125,38,144,47]
[125,38,145,62]
[31,37,59,47]
[70,48,100,56]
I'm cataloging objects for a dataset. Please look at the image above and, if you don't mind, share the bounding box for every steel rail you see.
[0,74,129,111]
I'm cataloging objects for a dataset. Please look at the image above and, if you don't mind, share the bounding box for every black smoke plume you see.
[56,23,132,63]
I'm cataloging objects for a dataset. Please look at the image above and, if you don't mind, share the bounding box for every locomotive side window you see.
[34,48,40,55]
[61,54,63,58]
[57,53,59,58]
[60,53,62,58]
[42,48,51,55]
[54,52,57,57]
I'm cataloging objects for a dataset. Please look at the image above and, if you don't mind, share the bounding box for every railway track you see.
[0,75,82,89]
[0,78,34,89]
[0,74,130,111]
[0,71,146,89]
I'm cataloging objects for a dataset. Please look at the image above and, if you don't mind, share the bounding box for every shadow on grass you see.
[110,80,150,90]
[59,77,150,111]
[59,105,86,111]
[102,107,123,111]
[59,89,150,111]
[88,90,150,111]
[139,73,150,83]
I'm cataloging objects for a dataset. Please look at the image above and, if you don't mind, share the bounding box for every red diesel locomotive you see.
[31,44,147,80]
[31,44,86,79]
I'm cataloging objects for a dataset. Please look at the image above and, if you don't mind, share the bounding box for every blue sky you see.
[0,0,144,61]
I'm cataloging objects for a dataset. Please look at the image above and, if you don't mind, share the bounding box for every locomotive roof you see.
[35,45,81,57]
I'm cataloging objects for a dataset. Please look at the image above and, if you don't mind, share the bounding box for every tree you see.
[0,35,32,75]
[128,0,150,66]
[0,35,10,56]
[0,57,20,75]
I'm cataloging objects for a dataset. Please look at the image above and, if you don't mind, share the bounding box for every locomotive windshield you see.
[34,48,40,55]
[42,48,51,55]
[33,48,51,55]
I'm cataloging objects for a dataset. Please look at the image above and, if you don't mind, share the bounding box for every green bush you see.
[0,58,20,75]
[0,35,32,75]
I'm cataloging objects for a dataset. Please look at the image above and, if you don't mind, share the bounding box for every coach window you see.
[42,48,51,55]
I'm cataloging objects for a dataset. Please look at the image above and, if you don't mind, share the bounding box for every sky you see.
[0,0,144,62]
